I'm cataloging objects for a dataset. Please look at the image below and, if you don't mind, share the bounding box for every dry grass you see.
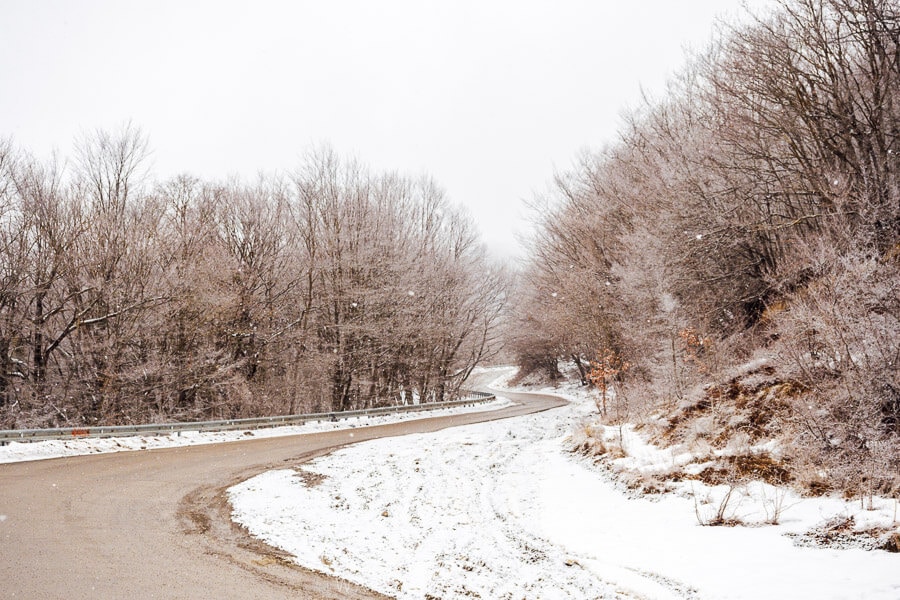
[687,453,792,486]
[569,422,607,457]
[618,470,674,495]
[660,372,803,448]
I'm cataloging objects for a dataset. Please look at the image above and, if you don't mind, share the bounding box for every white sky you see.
[0,0,772,260]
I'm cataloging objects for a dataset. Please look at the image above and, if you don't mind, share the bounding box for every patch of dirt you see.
[617,469,674,495]
[801,478,832,497]
[785,515,899,552]
[659,370,805,449]
[177,449,390,599]
[688,453,792,486]
[182,508,211,534]
[295,468,327,488]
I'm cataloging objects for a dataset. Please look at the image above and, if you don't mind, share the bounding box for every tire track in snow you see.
[229,389,703,599]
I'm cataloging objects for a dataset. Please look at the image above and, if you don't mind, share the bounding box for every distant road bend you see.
[0,389,566,599]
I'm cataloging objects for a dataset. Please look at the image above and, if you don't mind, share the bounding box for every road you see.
[0,389,566,599]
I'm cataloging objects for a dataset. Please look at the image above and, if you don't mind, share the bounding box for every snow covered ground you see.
[229,370,900,600]
[0,395,513,464]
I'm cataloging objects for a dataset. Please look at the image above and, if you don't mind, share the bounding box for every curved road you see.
[0,389,565,599]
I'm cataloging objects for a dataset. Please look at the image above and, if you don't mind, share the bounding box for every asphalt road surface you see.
[0,389,566,599]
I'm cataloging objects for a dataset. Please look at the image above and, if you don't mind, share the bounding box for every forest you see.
[0,135,505,428]
[509,0,899,496]
[1,0,896,501]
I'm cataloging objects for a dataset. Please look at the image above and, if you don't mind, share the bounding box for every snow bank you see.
[229,376,900,600]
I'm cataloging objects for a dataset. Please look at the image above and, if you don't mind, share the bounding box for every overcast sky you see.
[0,0,772,260]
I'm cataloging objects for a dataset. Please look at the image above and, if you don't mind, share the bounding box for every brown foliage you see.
[588,348,630,416]
[510,0,900,495]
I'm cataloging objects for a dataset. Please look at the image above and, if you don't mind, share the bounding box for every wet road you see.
[0,389,565,599]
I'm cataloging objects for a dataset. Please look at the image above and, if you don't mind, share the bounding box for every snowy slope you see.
[229,375,900,600]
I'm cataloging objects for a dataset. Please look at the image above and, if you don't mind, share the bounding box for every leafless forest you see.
[1,0,897,500]
[0,135,506,428]
[510,0,899,495]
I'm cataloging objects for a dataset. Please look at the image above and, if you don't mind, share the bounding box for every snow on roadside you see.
[229,390,621,599]
[229,374,900,600]
[0,395,513,464]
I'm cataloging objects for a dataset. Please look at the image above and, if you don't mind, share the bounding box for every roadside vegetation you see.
[0,136,505,428]
[508,0,899,504]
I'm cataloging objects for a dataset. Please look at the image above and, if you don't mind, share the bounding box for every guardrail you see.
[0,390,496,445]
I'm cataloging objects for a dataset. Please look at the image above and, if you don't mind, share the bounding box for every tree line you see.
[0,130,505,428]
[510,0,899,493]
